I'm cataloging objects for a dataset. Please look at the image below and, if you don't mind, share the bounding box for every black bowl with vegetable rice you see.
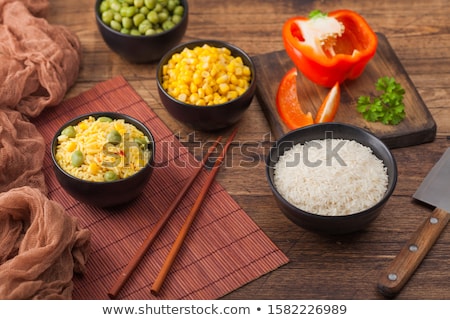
[156,39,256,131]
[51,112,156,208]
[95,0,188,63]
[266,123,397,235]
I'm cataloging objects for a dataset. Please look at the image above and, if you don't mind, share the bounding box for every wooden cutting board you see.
[252,33,436,149]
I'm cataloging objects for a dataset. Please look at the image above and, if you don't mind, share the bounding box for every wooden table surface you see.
[49,0,450,299]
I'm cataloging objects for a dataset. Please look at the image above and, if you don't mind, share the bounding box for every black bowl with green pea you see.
[51,112,156,208]
[95,0,188,63]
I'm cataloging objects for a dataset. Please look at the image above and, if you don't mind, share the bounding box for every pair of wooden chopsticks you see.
[108,127,238,299]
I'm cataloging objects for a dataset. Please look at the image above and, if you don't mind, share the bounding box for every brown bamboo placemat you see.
[33,76,289,300]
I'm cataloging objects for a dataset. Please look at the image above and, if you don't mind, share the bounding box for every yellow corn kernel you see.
[196,87,203,98]
[114,121,125,134]
[193,71,203,85]
[227,91,239,101]
[190,82,198,94]
[204,94,213,104]
[89,162,99,175]
[236,86,247,96]
[203,84,213,96]
[195,99,206,106]
[216,74,229,84]
[218,96,228,104]
[66,141,77,152]
[178,93,187,102]
[230,74,239,85]
[219,83,230,95]
[78,121,88,130]
[189,93,200,104]
[243,65,251,76]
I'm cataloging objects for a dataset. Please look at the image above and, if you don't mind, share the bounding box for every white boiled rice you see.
[273,139,388,216]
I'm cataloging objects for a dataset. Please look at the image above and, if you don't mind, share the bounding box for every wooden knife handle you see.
[377,208,450,298]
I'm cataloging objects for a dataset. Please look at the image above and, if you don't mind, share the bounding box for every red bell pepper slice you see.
[282,9,378,87]
[276,67,314,130]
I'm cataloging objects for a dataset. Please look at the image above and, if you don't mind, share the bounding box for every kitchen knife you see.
[377,147,450,298]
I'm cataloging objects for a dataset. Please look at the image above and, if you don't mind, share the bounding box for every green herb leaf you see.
[356,76,406,125]
[308,10,327,19]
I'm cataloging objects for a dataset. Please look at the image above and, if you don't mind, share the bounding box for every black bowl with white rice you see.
[266,123,397,234]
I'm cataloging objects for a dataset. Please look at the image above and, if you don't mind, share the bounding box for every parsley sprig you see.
[356,76,406,125]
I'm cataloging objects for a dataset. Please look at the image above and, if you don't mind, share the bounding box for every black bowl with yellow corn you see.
[156,39,256,131]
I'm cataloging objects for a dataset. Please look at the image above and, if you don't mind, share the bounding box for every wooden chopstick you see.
[107,135,223,299]
[150,127,238,296]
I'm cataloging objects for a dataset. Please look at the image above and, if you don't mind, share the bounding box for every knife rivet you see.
[409,244,418,252]
[430,217,438,224]
[388,273,397,281]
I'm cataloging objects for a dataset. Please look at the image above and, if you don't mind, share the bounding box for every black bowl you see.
[51,112,155,207]
[156,39,256,131]
[266,123,397,235]
[95,0,188,64]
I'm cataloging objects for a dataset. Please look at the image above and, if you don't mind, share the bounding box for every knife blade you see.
[377,147,450,298]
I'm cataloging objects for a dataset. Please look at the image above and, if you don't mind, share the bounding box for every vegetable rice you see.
[55,116,151,182]
[273,139,388,216]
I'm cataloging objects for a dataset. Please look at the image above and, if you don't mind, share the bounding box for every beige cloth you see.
[0,0,81,117]
[0,109,47,194]
[0,187,91,300]
[0,0,90,299]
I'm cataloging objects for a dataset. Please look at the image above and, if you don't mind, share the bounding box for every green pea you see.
[104,171,119,182]
[130,29,142,35]
[145,28,157,35]
[122,16,133,29]
[133,13,146,26]
[110,20,122,31]
[122,6,136,18]
[110,0,121,12]
[102,10,114,24]
[134,136,149,146]
[153,3,163,13]
[134,0,144,8]
[99,1,110,13]
[173,5,184,16]
[97,116,113,122]
[158,11,168,23]
[172,14,182,24]
[107,129,122,144]
[167,0,177,11]
[113,12,122,22]
[61,125,76,138]
[147,10,159,24]
[71,150,84,167]
[140,6,149,15]
[158,0,168,7]
[138,20,152,34]
[144,0,156,9]
[121,28,131,34]
[162,19,174,30]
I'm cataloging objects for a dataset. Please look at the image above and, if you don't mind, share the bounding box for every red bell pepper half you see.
[282,9,378,87]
